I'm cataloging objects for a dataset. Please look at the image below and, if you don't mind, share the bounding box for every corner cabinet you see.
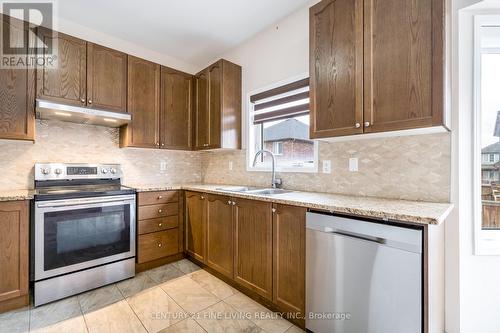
[309,0,447,139]
[0,201,29,313]
[0,15,35,141]
[194,59,241,150]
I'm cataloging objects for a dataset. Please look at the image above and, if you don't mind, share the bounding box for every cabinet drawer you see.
[138,191,178,206]
[138,203,178,220]
[138,216,178,235]
[138,229,179,264]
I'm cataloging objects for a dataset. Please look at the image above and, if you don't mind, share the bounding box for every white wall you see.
[449,0,500,331]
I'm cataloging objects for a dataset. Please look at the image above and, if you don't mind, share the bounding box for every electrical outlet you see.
[228,161,233,171]
[160,161,167,171]
[322,160,332,174]
[349,158,359,172]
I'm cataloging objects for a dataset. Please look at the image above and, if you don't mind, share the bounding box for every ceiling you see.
[55,0,310,69]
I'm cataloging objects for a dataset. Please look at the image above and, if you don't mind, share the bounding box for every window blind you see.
[251,78,310,124]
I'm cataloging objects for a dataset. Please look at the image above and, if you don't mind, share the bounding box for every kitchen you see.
[0,0,498,333]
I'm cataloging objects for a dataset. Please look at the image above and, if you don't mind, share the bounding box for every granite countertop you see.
[128,183,454,226]
[0,189,35,202]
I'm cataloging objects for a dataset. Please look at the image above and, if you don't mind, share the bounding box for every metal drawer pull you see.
[158,195,163,199]
[201,196,205,199]
[158,223,163,227]
[227,200,232,205]
[158,209,163,213]
[158,243,162,248]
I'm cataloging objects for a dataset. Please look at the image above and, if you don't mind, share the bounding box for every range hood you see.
[35,99,131,128]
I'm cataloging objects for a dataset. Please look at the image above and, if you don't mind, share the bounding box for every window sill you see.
[246,166,318,174]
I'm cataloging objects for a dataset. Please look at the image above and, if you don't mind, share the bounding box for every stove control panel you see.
[35,163,122,181]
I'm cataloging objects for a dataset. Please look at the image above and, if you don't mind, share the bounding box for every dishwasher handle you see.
[307,213,422,254]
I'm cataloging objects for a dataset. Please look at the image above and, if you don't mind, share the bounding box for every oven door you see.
[34,195,136,281]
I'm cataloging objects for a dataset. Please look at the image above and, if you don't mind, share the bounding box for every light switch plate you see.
[228,161,233,171]
[160,161,167,171]
[322,160,332,174]
[349,158,359,172]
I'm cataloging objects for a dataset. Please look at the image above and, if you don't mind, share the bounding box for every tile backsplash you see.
[202,132,451,202]
[0,120,451,203]
[0,120,202,190]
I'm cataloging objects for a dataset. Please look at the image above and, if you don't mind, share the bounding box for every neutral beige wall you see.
[0,120,202,190]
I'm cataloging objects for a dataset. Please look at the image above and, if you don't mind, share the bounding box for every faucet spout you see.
[252,149,282,189]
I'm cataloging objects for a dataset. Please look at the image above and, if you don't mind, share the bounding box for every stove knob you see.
[54,168,62,175]
[110,168,117,174]
[101,168,108,174]
[41,168,50,175]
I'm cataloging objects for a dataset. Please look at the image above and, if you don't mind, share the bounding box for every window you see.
[247,77,318,172]
[474,16,500,254]
[272,142,284,155]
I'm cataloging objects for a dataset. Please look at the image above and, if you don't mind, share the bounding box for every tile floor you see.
[0,259,304,333]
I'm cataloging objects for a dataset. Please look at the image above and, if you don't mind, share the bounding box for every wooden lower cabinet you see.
[0,201,29,313]
[136,191,183,269]
[185,192,206,262]
[273,204,306,316]
[206,194,233,279]
[233,198,273,301]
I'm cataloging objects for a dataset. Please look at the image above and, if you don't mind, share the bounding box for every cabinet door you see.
[309,0,364,138]
[0,201,28,303]
[273,204,306,315]
[185,192,206,262]
[194,71,209,149]
[208,62,222,148]
[120,56,160,148]
[160,67,193,150]
[36,29,87,106]
[363,0,444,133]
[0,16,35,141]
[87,43,127,112]
[233,198,273,300]
[206,194,233,279]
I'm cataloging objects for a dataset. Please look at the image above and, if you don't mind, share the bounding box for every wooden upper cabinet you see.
[273,204,306,316]
[363,0,444,133]
[206,194,234,279]
[195,70,209,149]
[233,198,273,300]
[120,56,160,148]
[0,201,29,311]
[208,62,222,148]
[194,59,241,150]
[87,43,127,112]
[309,0,364,139]
[160,67,193,150]
[36,29,87,106]
[0,15,35,141]
[185,192,206,262]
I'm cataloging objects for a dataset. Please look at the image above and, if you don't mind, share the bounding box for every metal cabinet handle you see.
[88,99,92,104]
[158,223,162,227]
[232,201,236,206]
[355,123,361,128]
[272,208,276,213]
[80,98,85,103]
[227,200,232,205]
[161,143,165,147]
[364,122,371,127]
[158,243,162,248]
[158,195,163,199]
[201,196,205,200]
[158,209,163,213]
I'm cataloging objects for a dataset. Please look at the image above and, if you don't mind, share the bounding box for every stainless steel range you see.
[31,163,136,307]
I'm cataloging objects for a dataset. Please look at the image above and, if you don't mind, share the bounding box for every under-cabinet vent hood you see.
[35,99,131,128]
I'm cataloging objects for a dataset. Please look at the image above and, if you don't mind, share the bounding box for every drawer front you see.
[138,216,179,235]
[138,203,178,220]
[138,191,178,206]
[138,229,179,263]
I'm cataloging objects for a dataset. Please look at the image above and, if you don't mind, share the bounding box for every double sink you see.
[216,186,293,196]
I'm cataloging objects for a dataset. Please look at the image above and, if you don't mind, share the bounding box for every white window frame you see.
[272,141,284,155]
[246,74,319,173]
[473,15,500,255]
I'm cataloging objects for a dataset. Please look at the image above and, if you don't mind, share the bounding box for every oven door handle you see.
[36,195,136,208]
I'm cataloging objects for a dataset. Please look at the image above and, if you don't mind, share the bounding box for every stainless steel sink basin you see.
[216,186,292,196]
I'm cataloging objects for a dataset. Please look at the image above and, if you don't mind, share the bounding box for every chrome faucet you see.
[252,150,282,189]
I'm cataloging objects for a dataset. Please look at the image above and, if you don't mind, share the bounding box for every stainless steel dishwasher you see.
[306,212,423,333]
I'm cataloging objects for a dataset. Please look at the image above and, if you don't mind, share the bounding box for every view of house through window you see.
[478,24,500,232]
[249,78,317,171]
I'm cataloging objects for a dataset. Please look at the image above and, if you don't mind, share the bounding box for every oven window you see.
[44,204,131,271]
